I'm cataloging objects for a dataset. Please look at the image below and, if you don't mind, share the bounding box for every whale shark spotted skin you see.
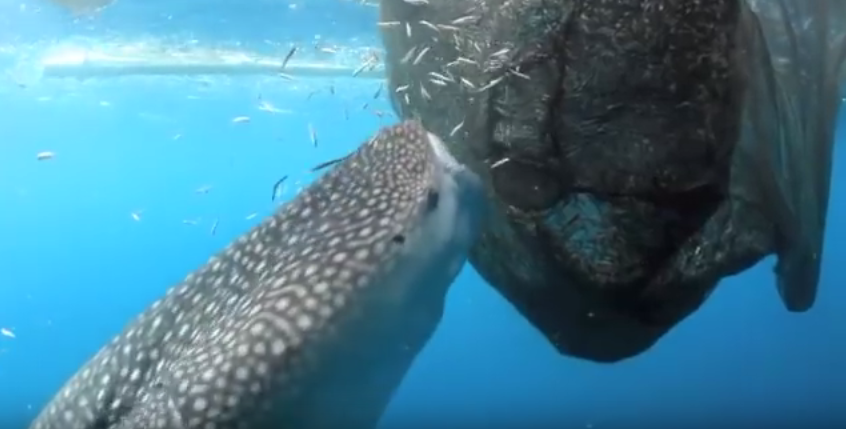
[29,121,485,429]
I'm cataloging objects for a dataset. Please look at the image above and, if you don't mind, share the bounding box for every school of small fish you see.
[23,34,403,246]
[377,0,524,168]
[15,0,523,346]
[25,0,525,233]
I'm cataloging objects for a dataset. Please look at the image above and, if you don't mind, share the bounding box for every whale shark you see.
[29,120,485,429]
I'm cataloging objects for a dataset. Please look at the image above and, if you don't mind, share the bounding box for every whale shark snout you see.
[29,120,485,429]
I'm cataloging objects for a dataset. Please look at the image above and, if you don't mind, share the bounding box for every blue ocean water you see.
[0,1,844,428]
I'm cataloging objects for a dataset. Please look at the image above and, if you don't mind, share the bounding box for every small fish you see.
[419,20,439,32]
[281,46,297,70]
[428,71,453,82]
[245,212,258,220]
[477,76,504,92]
[451,14,477,25]
[413,47,430,65]
[130,212,142,221]
[377,20,401,28]
[36,151,55,161]
[510,68,531,80]
[491,157,510,169]
[400,47,417,64]
[373,83,383,99]
[182,219,199,226]
[436,24,461,32]
[210,219,219,236]
[1,328,15,338]
[258,101,290,114]
[232,116,250,124]
[279,73,296,81]
[195,185,213,194]
[311,154,353,172]
[308,124,318,147]
[352,61,373,77]
[450,120,464,137]
[272,176,288,201]
[490,47,510,58]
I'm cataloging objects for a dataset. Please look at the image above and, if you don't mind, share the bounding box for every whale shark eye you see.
[391,234,406,245]
[426,188,440,211]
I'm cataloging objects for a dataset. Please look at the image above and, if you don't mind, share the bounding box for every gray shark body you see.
[30,121,485,429]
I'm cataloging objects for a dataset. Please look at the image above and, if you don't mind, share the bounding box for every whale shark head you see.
[29,120,485,429]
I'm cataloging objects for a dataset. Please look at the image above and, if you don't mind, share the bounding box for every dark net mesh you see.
[380,0,844,362]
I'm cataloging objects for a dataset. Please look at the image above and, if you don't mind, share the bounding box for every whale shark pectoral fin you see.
[739,0,846,311]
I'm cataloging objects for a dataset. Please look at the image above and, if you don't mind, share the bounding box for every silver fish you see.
[28,121,485,429]
[281,46,297,70]
[271,176,288,201]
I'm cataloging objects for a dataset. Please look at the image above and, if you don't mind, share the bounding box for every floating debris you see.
[245,213,258,220]
[210,219,219,236]
[231,116,250,124]
[36,151,55,161]
[182,219,199,226]
[1,328,15,338]
[130,211,142,221]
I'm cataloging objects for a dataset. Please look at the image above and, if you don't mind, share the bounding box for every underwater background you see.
[0,0,844,428]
